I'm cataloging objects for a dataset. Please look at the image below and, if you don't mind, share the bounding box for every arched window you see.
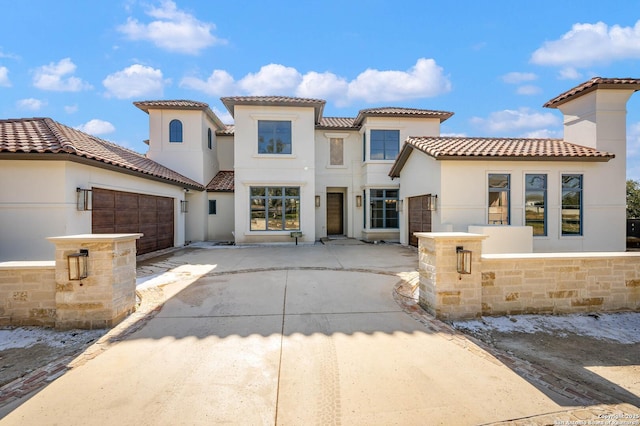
[169,119,183,143]
[207,128,212,149]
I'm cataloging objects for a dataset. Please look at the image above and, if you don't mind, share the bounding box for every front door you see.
[326,193,344,235]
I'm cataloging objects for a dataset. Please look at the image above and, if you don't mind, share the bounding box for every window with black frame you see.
[525,174,547,236]
[258,121,292,154]
[370,189,398,229]
[250,187,300,231]
[488,174,510,224]
[370,130,399,160]
[561,174,583,235]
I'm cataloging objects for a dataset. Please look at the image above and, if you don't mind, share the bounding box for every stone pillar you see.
[47,234,142,330]
[416,232,487,320]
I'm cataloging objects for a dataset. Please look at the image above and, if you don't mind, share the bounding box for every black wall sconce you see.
[76,188,92,211]
[456,246,472,275]
[429,194,438,211]
[180,200,189,213]
[356,195,362,208]
[315,195,321,208]
[68,249,89,280]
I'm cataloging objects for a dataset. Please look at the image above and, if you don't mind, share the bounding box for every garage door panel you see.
[408,195,432,247]
[92,188,174,255]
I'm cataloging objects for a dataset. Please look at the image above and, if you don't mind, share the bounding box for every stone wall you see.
[0,234,141,329]
[0,262,56,326]
[482,253,640,316]
[416,232,640,320]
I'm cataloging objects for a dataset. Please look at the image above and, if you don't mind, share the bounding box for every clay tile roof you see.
[220,96,326,124]
[354,107,453,126]
[316,117,357,129]
[544,77,640,108]
[206,170,234,192]
[389,136,614,177]
[0,117,204,190]
[216,124,235,136]
[133,99,225,129]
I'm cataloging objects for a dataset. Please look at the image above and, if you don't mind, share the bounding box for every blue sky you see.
[1,1,640,177]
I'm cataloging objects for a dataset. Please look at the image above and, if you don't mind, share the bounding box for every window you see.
[329,138,344,166]
[488,174,510,224]
[362,132,366,162]
[250,187,300,231]
[370,130,399,160]
[208,200,217,215]
[169,119,183,143]
[207,128,212,149]
[525,174,547,236]
[258,121,291,154]
[562,174,583,235]
[370,189,399,229]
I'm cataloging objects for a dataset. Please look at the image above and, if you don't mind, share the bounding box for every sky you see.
[1,1,640,177]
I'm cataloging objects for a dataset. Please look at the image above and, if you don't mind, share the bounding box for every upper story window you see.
[370,130,399,160]
[525,174,547,236]
[562,174,583,236]
[207,128,212,149]
[258,120,291,154]
[169,119,183,143]
[488,174,510,224]
[330,138,344,166]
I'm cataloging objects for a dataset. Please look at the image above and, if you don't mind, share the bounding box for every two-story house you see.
[1,77,638,261]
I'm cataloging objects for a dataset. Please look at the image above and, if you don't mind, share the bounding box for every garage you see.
[408,194,433,247]
[92,188,174,255]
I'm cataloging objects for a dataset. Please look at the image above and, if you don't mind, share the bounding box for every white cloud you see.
[181,58,451,105]
[75,119,116,135]
[516,85,542,95]
[103,64,167,99]
[180,69,235,96]
[296,71,349,102]
[470,107,561,134]
[17,98,46,111]
[531,20,640,67]
[65,105,78,114]
[502,72,537,84]
[118,0,223,55]
[32,58,92,92]
[347,58,451,103]
[557,67,583,80]
[0,66,10,87]
[238,64,302,95]
[521,129,563,139]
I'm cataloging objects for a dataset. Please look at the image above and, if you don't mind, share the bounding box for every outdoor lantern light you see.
[456,246,472,275]
[315,195,321,208]
[180,200,189,213]
[429,194,438,211]
[68,249,89,280]
[356,195,362,208]
[76,188,92,211]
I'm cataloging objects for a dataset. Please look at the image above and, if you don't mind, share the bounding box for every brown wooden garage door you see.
[408,195,433,247]
[92,188,174,255]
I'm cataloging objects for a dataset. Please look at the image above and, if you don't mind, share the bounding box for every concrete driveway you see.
[2,242,581,425]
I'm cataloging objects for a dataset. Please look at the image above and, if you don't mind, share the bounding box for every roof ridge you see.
[43,118,77,154]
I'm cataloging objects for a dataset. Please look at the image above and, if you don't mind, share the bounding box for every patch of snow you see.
[453,312,640,344]
[0,327,106,351]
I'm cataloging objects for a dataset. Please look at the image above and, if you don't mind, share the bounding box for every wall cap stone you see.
[47,234,143,243]
[483,252,640,260]
[0,261,55,270]
[414,232,487,241]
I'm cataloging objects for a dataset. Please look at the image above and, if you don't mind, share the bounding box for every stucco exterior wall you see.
[216,135,235,171]
[233,105,316,244]
[207,192,234,241]
[0,160,186,261]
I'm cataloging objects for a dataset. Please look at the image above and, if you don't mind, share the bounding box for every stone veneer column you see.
[47,234,142,330]
[416,232,487,320]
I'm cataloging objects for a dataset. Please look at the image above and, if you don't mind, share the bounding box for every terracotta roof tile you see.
[134,99,225,129]
[0,117,204,190]
[354,107,453,125]
[216,124,235,135]
[317,117,357,129]
[405,136,615,159]
[220,96,326,123]
[206,170,234,192]
[544,77,640,108]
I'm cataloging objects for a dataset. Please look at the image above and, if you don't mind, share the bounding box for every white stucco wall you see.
[207,192,235,241]
[233,105,316,244]
[0,160,187,261]
[216,135,235,171]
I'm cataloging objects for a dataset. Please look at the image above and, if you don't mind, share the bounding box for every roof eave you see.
[432,155,614,162]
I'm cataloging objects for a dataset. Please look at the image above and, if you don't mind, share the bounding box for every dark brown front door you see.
[408,195,432,247]
[326,193,344,235]
[92,188,174,255]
